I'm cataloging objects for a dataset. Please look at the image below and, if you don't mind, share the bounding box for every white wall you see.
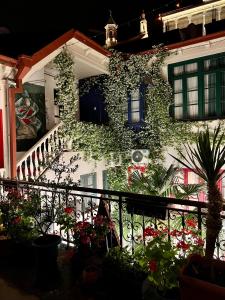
[42,151,108,189]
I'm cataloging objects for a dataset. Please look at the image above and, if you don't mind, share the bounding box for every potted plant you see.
[171,125,225,298]
[17,190,62,289]
[0,187,39,264]
[135,220,204,300]
[102,246,147,300]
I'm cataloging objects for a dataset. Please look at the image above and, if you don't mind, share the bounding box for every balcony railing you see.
[0,178,224,258]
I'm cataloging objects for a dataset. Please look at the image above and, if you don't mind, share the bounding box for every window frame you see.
[168,51,225,121]
[127,83,145,127]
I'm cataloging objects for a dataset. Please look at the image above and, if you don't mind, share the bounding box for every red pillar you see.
[0,109,3,168]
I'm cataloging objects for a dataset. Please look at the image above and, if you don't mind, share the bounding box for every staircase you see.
[16,123,65,181]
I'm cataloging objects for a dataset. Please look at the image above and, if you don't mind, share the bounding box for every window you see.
[169,52,225,120]
[127,85,145,126]
[54,88,64,118]
[80,173,97,209]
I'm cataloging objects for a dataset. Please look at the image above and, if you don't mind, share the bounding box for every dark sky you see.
[0,0,202,38]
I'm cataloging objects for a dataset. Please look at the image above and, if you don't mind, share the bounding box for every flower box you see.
[126,197,167,219]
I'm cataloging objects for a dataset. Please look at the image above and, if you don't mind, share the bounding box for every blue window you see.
[127,84,145,126]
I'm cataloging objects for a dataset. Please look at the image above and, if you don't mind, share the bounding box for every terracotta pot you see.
[82,264,101,286]
[179,254,225,300]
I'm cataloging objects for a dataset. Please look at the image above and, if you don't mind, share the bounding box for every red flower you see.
[194,237,204,246]
[64,207,73,214]
[148,260,157,272]
[144,227,160,237]
[80,235,91,245]
[12,216,21,224]
[186,219,197,228]
[176,241,190,251]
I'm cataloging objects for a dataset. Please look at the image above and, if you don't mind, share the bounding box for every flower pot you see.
[81,264,101,286]
[32,234,61,290]
[179,254,225,300]
[142,278,180,300]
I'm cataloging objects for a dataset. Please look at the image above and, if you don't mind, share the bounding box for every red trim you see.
[183,168,188,185]
[28,29,110,68]
[8,79,25,179]
[127,165,147,185]
[0,110,4,168]
[7,29,110,179]
[0,55,17,67]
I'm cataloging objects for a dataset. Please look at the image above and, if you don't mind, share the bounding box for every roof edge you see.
[140,30,225,55]
[0,54,17,67]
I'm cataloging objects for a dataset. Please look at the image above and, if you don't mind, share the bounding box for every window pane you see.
[131,89,139,100]
[130,89,141,123]
[174,107,183,119]
[204,58,218,70]
[175,93,183,106]
[204,73,216,116]
[174,66,184,76]
[187,105,198,117]
[221,72,225,114]
[131,112,140,122]
[174,79,182,92]
[187,77,198,118]
[187,77,198,90]
[131,100,139,110]
[187,90,198,104]
[185,63,197,73]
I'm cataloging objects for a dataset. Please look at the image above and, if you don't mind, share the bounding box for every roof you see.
[0,29,110,60]
[114,19,225,54]
[106,11,117,25]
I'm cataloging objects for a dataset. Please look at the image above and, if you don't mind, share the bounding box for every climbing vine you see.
[54,47,192,189]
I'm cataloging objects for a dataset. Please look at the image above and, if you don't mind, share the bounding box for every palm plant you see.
[128,164,178,196]
[173,183,205,200]
[171,125,225,259]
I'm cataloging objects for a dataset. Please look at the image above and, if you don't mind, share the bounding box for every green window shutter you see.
[169,51,225,121]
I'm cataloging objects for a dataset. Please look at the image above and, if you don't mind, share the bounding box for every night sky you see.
[0,0,203,38]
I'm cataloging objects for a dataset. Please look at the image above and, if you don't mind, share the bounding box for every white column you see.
[0,79,10,178]
[175,20,178,29]
[202,12,206,36]
[163,21,166,33]
[217,7,221,21]
[188,16,192,24]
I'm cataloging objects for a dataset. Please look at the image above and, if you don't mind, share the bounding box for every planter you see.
[142,278,180,300]
[126,197,167,219]
[0,238,34,266]
[32,234,61,290]
[179,254,225,300]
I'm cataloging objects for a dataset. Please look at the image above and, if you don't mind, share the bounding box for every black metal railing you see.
[0,178,224,258]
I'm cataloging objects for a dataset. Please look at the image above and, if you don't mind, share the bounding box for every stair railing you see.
[16,122,64,181]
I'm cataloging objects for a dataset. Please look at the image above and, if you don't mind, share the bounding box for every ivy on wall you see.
[54,47,192,190]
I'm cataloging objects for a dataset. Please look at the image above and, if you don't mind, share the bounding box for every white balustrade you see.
[16,123,64,181]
